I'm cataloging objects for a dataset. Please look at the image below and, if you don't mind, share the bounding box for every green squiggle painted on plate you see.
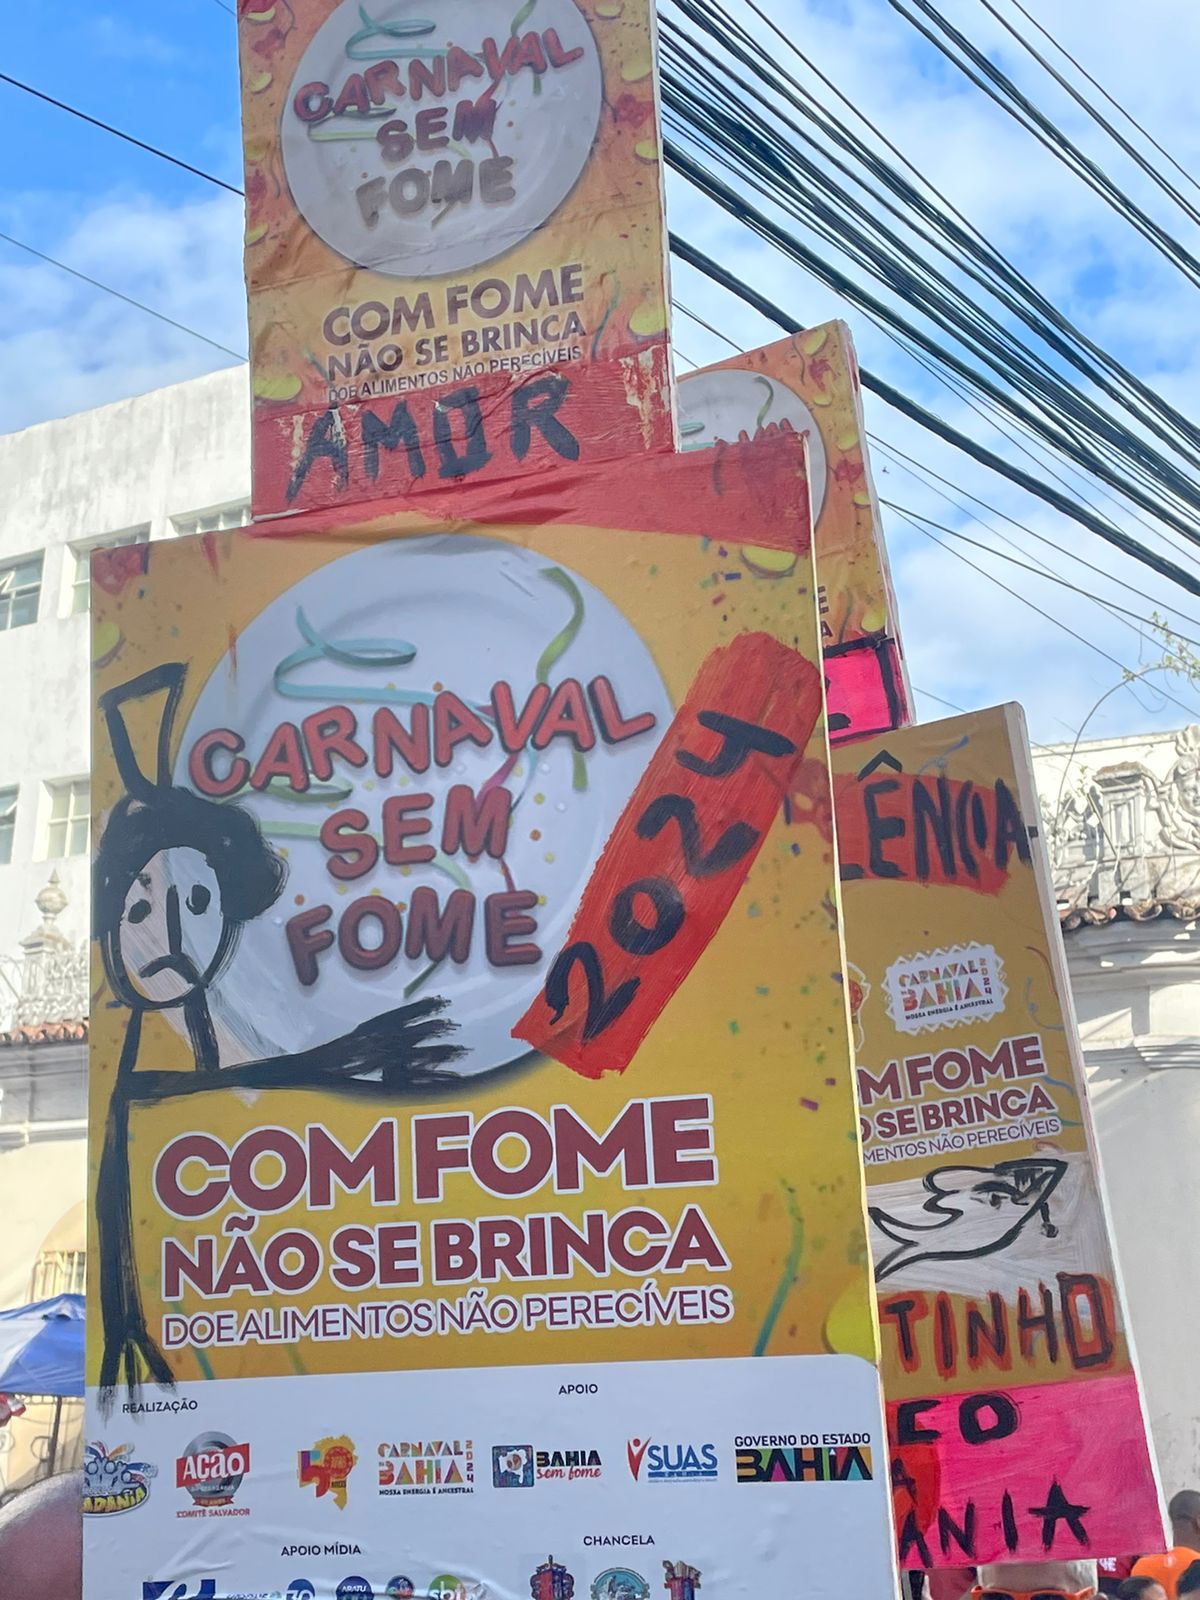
[754,1184,804,1357]
[537,568,588,791]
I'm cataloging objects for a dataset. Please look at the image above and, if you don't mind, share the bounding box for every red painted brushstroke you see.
[250,433,813,557]
[513,632,821,1078]
[833,767,1028,896]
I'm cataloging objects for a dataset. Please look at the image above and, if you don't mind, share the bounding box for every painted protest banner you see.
[85,437,897,1600]
[678,323,911,744]
[833,706,1164,1567]
[239,0,674,520]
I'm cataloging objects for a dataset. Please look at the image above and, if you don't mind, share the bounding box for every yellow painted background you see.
[836,707,1136,1394]
[89,505,880,1385]
[240,0,671,425]
[691,323,906,656]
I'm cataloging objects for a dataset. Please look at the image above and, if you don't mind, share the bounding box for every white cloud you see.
[0,189,246,433]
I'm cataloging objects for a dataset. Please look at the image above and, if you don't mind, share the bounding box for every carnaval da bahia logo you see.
[378,1439,473,1494]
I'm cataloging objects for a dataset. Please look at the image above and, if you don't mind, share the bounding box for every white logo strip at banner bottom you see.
[83,1354,895,1600]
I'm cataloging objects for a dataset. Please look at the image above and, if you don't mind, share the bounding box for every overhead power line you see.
[997,0,1200,207]
[0,231,246,362]
[971,0,1200,234]
[891,507,1200,718]
[0,74,242,196]
[869,436,1200,628]
[888,0,1200,293]
[669,230,1200,599]
[16,52,1200,598]
[661,0,1200,495]
[885,500,1200,656]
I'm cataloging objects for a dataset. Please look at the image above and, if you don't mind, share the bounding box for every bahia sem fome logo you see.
[298,1435,357,1508]
[493,1444,535,1487]
[626,1438,717,1483]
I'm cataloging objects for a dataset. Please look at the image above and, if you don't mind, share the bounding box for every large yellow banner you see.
[834,706,1162,1567]
[240,0,674,520]
[85,440,897,1600]
[678,323,911,743]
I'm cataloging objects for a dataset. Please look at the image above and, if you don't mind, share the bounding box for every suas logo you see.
[175,1432,250,1515]
[83,1441,157,1516]
[378,1439,473,1495]
[625,1438,717,1484]
[298,1435,357,1508]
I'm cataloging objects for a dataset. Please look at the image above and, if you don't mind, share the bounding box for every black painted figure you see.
[94,664,462,1402]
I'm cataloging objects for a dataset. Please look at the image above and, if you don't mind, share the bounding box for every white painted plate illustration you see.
[282,0,604,275]
[174,535,672,1079]
[678,366,829,525]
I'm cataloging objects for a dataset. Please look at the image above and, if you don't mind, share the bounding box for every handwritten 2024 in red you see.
[516,634,820,1077]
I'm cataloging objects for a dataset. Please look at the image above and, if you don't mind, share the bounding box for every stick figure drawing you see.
[93,663,463,1402]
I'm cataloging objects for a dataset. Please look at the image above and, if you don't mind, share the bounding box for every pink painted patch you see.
[890,1372,1164,1567]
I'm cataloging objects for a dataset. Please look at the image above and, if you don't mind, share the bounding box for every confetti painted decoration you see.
[513,632,820,1077]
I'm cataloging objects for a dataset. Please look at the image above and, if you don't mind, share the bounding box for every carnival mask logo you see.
[83,1440,158,1515]
[282,0,603,276]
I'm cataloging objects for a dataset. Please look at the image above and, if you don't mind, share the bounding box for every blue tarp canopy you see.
[0,1294,84,1398]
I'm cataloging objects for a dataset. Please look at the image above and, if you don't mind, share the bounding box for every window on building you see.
[44,779,89,860]
[30,1248,86,1300]
[67,528,149,615]
[171,502,250,538]
[0,554,43,632]
[0,787,16,865]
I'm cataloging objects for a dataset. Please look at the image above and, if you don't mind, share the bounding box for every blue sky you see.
[5,0,1200,753]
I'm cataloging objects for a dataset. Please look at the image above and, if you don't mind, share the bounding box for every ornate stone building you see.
[1036,726,1200,1499]
[0,874,88,1496]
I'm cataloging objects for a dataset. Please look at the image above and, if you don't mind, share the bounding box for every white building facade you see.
[0,369,1198,1513]
[0,362,251,969]
[1036,725,1200,1501]
[0,366,250,1493]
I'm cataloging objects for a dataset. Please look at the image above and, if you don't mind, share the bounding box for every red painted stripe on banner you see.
[513,632,821,1078]
[251,433,813,555]
[834,762,1030,896]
